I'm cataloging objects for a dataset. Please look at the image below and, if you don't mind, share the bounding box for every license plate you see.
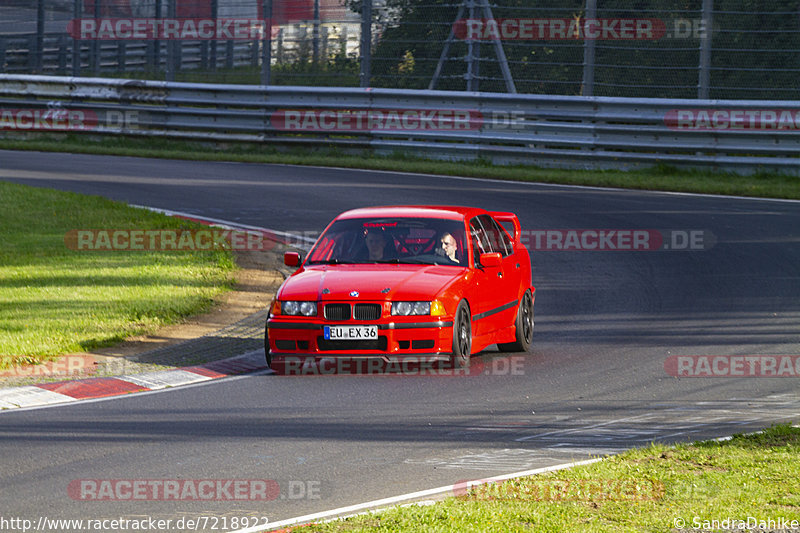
[324,325,378,340]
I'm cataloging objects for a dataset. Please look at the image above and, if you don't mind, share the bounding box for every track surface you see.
[1,150,799,529]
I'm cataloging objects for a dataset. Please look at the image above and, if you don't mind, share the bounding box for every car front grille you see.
[324,303,382,321]
[324,303,351,320]
[354,304,381,321]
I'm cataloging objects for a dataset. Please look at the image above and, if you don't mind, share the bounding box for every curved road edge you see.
[0,207,304,411]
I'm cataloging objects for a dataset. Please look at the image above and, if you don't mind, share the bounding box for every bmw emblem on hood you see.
[349,291,359,297]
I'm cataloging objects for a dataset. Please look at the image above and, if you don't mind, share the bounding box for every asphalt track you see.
[1,150,799,530]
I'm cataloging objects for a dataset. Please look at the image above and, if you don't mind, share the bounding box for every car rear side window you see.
[478,214,513,256]
[469,217,492,265]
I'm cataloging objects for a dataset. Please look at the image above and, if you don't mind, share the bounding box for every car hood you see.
[278,264,465,301]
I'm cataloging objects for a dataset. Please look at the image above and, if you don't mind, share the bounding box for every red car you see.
[265,206,534,370]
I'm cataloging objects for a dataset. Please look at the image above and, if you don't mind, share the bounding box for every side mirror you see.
[284,251,302,267]
[479,252,502,268]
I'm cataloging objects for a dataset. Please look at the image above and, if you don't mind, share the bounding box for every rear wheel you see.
[451,300,472,368]
[264,319,272,368]
[498,289,534,352]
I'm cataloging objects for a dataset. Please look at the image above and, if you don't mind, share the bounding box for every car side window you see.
[477,214,512,257]
[496,220,516,254]
[469,217,492,265]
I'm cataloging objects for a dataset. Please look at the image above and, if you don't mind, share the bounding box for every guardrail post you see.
[27,35,38,71]
[359,0,372,87]
[0,38,6,74]
[466,0,478,92]
[35,0,45,72]
[166,0,176,81]
[321,26,328,63]
[225,40,234,69]
[152,0,161,73]
[210,0,217,71]
[581,0,596,96]
[117,40,126,73]
[313,0,320,65]
[261,0,272,85]
[174,40,183,74]
[698,0,713,99]
[91,0,100,74]
[72,0,81,75]
[201,41,209,70]
[58,34,68,74]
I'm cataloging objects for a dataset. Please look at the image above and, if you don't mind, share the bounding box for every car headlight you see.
[300,301,317,316]
[391,301,436,316]
[280,301,317,316]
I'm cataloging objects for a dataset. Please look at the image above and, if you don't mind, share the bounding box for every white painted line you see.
[0,386,77,408]
[514,413,655,442]
[0,399,17,409]
[232,458,601,533]
[131,205,317,248]
[119,370,212,390]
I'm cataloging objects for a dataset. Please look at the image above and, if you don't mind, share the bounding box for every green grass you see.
[0,181,235,368]
[1,135,799,200]
[296,424,800,532]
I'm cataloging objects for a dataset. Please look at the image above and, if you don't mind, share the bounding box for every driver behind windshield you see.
[365,230,388,260]
[437,232,460,264]
[358,228,397,261]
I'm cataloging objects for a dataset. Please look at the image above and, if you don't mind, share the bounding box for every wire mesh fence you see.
[1,0,799,98]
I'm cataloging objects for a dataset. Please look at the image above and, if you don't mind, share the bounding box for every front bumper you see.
[267,318,454,357]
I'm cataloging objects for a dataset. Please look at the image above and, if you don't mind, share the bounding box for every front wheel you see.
[451,300,472,368]
[498,289,534,353]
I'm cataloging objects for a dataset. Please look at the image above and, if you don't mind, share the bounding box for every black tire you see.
[451,300,472,368]
[264,319,272,368]
[498,289,534,353]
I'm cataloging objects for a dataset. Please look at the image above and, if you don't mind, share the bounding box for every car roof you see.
[336,206,486,221]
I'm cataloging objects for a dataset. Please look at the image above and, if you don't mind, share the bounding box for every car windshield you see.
[306,217,467,266]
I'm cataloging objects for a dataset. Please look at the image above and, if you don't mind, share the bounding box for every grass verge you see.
[293,423,800,532]
[1,135,799,200]
[0,181,235,369]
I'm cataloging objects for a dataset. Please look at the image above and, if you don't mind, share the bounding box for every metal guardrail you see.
[1,74,799,175]
[0,33,259,75]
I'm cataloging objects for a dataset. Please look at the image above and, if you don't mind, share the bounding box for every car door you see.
[477,214,522,329]
[468,216,506,337]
